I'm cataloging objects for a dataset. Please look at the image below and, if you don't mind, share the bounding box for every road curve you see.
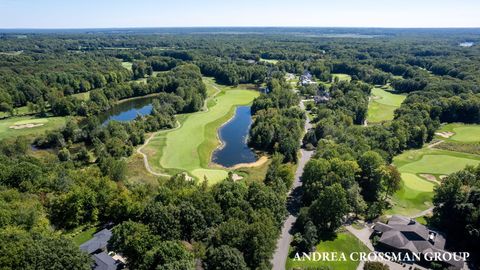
[271,100,314,270]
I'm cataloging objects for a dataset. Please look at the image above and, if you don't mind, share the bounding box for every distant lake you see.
[100,96,155,125]
[459,42,474,47]
[212,106,257,167]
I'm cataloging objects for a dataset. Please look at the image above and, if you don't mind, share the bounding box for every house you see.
[313,89,331,103]
[300,71,315,85]
[80,229,112,254]
[373,215,465,269]
[80,228,124,270]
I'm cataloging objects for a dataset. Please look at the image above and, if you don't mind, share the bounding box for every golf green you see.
[389,148,480,216]
[144,78,259,184]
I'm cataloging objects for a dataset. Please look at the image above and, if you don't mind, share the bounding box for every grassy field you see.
[259,58,279,64]
[436,123,480,143]
[143,78,259,184]
[367,87,406,123]
[389,148,480,216]
[286,230,369,270]
[0,116,66,140]
[121,61,133,71]
[332,73,352,82]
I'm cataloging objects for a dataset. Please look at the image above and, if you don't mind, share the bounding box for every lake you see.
[100,96,155,125]
[212,106,257,167]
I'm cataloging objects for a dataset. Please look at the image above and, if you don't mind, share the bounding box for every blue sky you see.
[1,0,479,28]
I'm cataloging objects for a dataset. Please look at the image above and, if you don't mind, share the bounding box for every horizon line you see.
[1,26,480,30]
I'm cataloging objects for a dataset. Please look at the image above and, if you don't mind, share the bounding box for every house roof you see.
[93,252,118,270]
[374,215,446,253]
[80,229,112,254]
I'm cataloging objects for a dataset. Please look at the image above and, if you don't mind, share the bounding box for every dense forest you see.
[0,28,479,269]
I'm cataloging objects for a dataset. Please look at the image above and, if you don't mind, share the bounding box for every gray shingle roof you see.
[93,252,118,270]
[80,229,112,254]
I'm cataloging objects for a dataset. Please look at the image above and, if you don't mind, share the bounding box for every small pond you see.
[100,96,155,125]
[459,42,474,47]
[212,106,257,167]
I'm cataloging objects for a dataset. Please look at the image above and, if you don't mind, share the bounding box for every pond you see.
[459,42,474,47]
[212,106,257,167]
[99,96,155,125]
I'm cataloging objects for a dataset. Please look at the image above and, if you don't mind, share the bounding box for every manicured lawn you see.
[0,106,30,118]
[286,231,369,270]
[72,226,98,246]
[389,148,480,216]
[0,115,66,140]
[367,87,406,123]
[437,123,480,143]
[332,73,352,82]
[143,78,259,184]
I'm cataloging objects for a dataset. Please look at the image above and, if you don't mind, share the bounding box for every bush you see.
[364,261,389,270]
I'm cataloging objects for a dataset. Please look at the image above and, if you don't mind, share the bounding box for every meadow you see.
[142,78,259,183]
[367,87,406,123]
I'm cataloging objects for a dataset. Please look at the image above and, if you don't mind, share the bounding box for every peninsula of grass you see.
[259,58,279,64]
[0,115,66,140]
[367,87,406,123]
[143,78,259,184]
[389,147,480,216]
[286,230,369,270]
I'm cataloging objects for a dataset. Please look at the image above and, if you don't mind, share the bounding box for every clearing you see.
[389,147,480,216]
[332,73,352,82]
[142,77,259,184]
[367,87,406,123]
[286,230,369,270]
[0,116,66,140]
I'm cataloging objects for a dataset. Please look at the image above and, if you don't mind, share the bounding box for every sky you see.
[1,0,479,28]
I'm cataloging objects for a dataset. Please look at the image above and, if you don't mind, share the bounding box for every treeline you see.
[197,58,268,85]
[49,64,206,117]
[0,52,131,112]
[432,164,480,263]
[249,77,304,162]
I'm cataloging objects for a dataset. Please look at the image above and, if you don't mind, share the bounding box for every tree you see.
[358,151,385,202]
[308,183,349,232]
[364,261,389,270]
[204,245,248,270]
[0,227,92,270]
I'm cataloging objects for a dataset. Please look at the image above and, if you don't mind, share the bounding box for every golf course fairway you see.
[367,87,406,123]
[143,78,259,184]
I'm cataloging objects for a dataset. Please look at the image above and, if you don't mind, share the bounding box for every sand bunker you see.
[231,173,243,181]
[435,131,454,138]
[9,123,44,129]
[419,174,440,184]
[231,156,269,169]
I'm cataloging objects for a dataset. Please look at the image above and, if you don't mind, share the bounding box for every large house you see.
[300,71,315,85]
[80,228,124,270]
[373,215,465,269]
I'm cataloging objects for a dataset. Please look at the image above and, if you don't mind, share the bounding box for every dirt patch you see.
[439,175,448,180]
[435,131,454,138]
[9,123,44,129]
[230,156,269,169]
[419,174,440,184]
[231,173,243,181]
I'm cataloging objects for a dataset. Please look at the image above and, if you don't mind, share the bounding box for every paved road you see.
[271,100,314,270]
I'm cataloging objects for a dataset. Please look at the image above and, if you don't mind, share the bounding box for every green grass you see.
[121,61,133,71]
[144,78,259,184]
[71,91,90,101]
[389,148,480,216]
[437,123,480,143]
[0,116,66,140]
[259,58,279,64]
[72,226,98,246]
[332,73,352,82]
[367,87,406,123]
[286,231,369,270]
